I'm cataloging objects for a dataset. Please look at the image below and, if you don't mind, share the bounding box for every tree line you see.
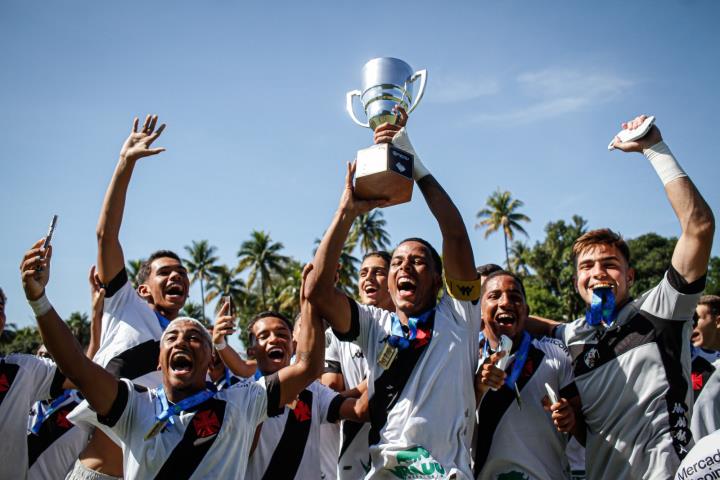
[2,192,718,354]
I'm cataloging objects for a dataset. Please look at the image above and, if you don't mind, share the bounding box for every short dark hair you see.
[247,311,294,345]
[362,250,391,266]
[572,229,630,266]
[137,250,182,285]
[699,295,720,316]
[396,238,442,275]
[480,270,527,301]
[477,263,503,278]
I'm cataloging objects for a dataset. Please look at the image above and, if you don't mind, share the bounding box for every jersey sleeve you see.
[102,269,136,313]
[315,383,343,424]
[332,297,385,356]
[438,292,482,334]
[640,265,705,322]
[554,342,579,398]
[13,354,63,401]
[324,329,342,374]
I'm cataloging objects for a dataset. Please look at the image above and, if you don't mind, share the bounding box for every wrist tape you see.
[643,141,687,186]
[214,340,227,351]
[392,128,430,180]
[29,293,52,317]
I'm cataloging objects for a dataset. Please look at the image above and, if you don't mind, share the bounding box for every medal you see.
[144,385,216,441]
[377,341,399,370]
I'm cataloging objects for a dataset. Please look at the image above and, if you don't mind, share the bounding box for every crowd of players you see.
[0,110,718,479]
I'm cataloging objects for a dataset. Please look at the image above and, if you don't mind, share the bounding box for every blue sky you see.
[2,0,719,336]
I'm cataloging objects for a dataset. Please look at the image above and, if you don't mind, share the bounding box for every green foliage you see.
[349,210,391,255]
[524,215,587,321]
[626,233,676,298]
[476,189,531,268]
[237,231,289,310]
[127,259,144,289]
[0,326,42,355]
[65,311,91,347]
[184,240,221,323]
[706,256,720,296]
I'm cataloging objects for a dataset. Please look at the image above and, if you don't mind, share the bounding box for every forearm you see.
[96,158,135,282]
[644,142,715,281]
[217,344,256,378]
[86,307,103,360]
[526,315,560,337]
[417,175,476,281]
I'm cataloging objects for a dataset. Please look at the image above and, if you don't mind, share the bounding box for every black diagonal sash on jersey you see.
[261,389,314,480]
[473,344,545,475]
[154,397,227,479]
[27,400,80,467]
[340,419,365,459]
[368,311,435,447]
[0,359,19,407]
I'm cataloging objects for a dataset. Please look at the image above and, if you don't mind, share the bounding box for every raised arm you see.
[375,108,476,281]
[275,264,326,407]
[612,115,714,283]
[305,165,384,334]
[96,115,166,283]
[21,239,118,416]
[212,301,256,378]
[85,265,105,360]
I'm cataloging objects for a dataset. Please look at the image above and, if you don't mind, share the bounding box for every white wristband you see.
[643,141,687,186]
[29,293,52,317]
[391,128,430,180]
[214,340,227,351]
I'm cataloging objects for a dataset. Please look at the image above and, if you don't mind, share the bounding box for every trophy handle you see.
[407,69,427,114]
[346,90,370,128]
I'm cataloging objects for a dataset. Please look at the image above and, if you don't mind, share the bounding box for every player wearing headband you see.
[528,115,715,479]
[306,108,482,478]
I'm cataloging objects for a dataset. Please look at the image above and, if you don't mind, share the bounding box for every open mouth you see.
[397,277,417,298]
[495,313,516,327]
[363,285,378,296]
[165,284,186,300]
[170,352,193,375]
[590,282,614,292]
[267,347,285,360]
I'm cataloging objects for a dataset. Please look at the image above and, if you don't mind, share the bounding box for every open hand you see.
[20,238,52,301]
[119,114,166,162]
[610,114,663,153]
[338,162,386,217]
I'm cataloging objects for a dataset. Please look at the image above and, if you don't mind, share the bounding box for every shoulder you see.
[534,336,570,357]
[4,353,54,371]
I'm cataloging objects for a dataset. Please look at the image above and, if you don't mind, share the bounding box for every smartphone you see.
[496,335,513,371]
[222,296,234,316]
[42,215,58,250]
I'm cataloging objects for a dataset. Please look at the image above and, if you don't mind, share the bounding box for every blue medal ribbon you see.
[479,331,532,391]
[30,389,75,435]
[155,384,216,428]
[387,308,434,351]
[585,287,616,327]
[154,311,171,330]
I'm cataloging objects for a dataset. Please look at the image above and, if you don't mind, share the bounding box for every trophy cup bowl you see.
[346,57,427,206]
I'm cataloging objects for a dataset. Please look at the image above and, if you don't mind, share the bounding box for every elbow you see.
[687,208,715,242]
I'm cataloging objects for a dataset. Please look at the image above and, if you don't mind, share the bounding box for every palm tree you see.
[237,231,289,310]
[273,260,305,316]
[476,189,531,268]
[205,265,247,314]
[349,210,391,254]
[180,302,206,325]
[509,241,531,276]
[65,311,90,347]
[183,240,220,324]
[127,259,144,288]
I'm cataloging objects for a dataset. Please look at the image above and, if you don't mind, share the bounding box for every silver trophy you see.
[346,57,427,206]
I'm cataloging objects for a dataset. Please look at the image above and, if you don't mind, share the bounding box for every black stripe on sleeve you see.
[103,268,128,298]
[559,382,579,400]
[49,369,66,398]
[326,394,344,423]
[264,372,283,417]
[324,360,342,374]
[97,380,129,428]
[667,264,706,295]
[332,296,360,342]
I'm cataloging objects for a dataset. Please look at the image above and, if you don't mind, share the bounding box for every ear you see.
[137,284,153,302]
[246,346,257,358]
[572,274,579,293]
[626,267,636,287]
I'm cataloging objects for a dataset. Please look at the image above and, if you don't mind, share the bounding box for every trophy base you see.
[354,143,414,207]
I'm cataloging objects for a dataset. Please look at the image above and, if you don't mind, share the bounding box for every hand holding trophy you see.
[346,57,427,206]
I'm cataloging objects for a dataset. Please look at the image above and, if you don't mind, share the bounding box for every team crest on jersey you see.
[192,409,221,439]
[292,399,311,422]
[0,373,10,392]
[56,409,72,429]
[388,446,446,479]
[583,347,599,369]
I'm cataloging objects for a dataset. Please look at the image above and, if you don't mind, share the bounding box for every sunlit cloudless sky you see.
[2,1,719,335]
